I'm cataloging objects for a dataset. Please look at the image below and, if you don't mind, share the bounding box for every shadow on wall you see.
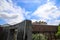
[0,27,8,40]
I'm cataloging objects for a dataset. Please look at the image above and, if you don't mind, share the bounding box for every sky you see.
[0,0,60,25]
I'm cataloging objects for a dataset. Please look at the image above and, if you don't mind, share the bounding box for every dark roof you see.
[32,25,58,32]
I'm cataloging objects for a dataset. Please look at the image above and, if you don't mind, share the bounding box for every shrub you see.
[32,33,47,40]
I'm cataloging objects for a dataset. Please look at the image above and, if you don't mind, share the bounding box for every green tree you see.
[56,24,60,38]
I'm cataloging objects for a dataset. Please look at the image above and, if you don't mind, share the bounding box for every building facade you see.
[0,20,59,40]
[32,24,58,40]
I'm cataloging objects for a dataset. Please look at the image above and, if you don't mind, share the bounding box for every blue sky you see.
[0,0,60,25]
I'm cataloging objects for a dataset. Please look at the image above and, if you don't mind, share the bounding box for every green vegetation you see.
[32,33,47,40]
[56,24,60,38]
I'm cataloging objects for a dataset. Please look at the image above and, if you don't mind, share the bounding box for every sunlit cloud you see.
[0,0,60,25]
[0,0,25,25]
[32,1,60,25]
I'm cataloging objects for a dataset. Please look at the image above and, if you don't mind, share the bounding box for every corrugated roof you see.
[32,25,58,32]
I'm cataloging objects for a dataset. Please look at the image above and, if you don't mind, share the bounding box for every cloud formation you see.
[0,0,25,25]
[0,0,60,25]
[32,1,60,25]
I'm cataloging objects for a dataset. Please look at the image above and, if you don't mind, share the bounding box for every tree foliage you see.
[32,33,47,40]
[56,24,60,38]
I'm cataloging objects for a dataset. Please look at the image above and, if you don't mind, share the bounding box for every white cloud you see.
[48,20,60,25]
[0,0,60,25]
[0,0,25,25]
[32,1,60,25]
